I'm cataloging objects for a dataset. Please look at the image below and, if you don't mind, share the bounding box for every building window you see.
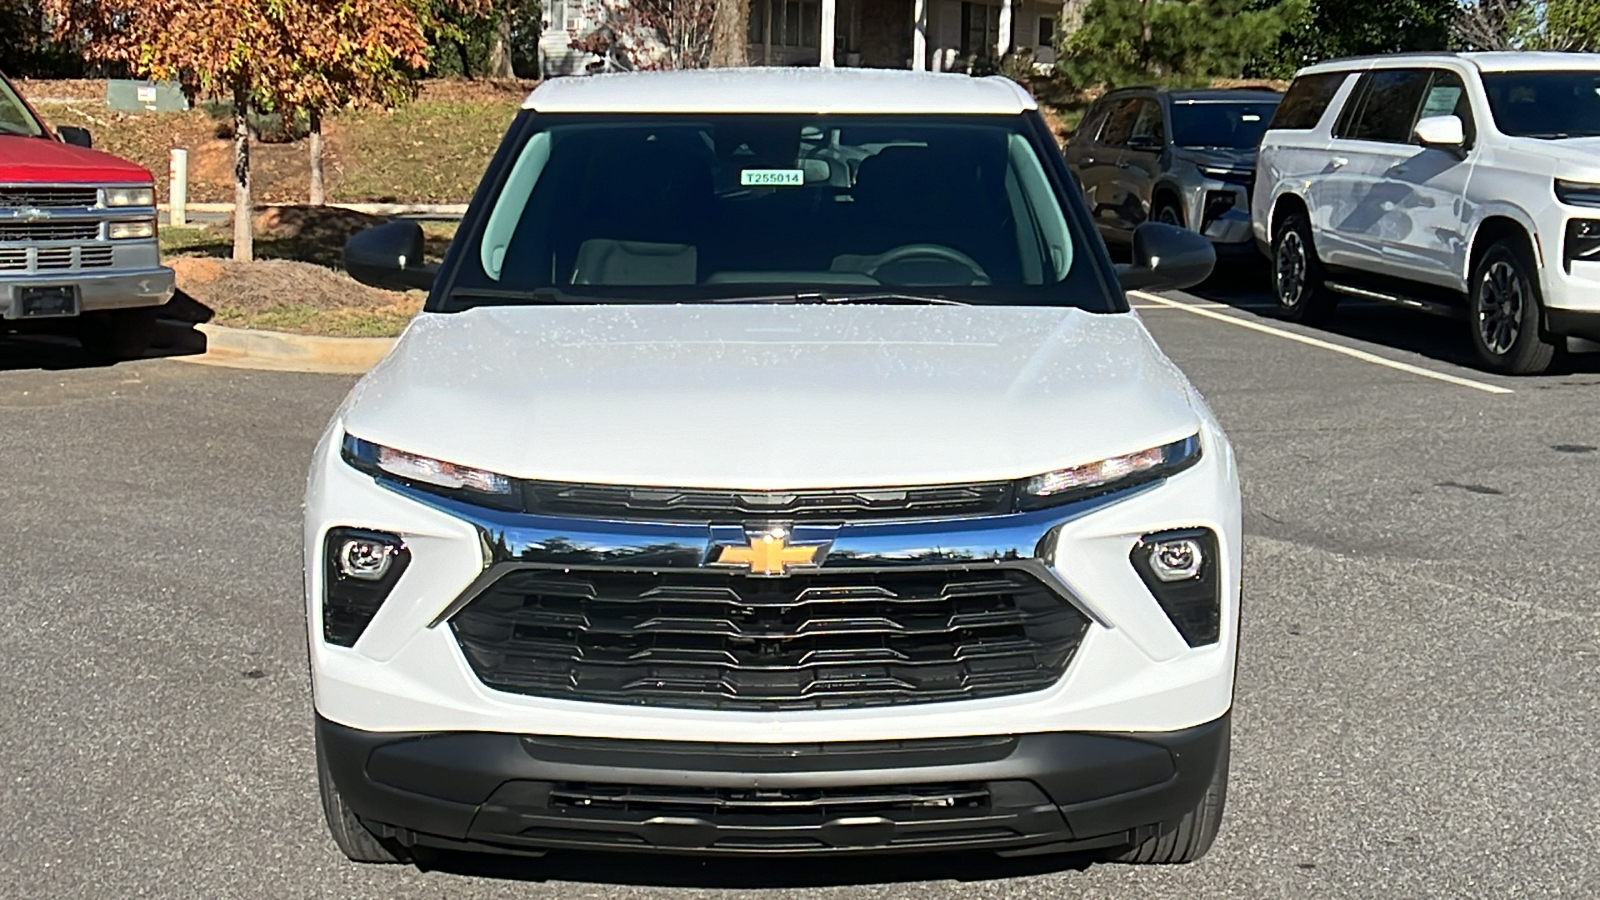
[1038,16,1055,48]
[961,2,1003,56]
[751,0,822,48]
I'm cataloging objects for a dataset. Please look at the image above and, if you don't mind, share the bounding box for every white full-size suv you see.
[311,68,1240,866]
[1254,52,1600,374]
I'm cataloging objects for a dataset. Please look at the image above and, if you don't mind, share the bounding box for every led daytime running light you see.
[1022,435,1200,503]
[372,443,513,494]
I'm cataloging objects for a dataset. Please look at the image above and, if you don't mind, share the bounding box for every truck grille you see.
[0,244,116,272]
[0,222,101,242]
[524,480,1015,522]
[449,566,1089,710]
[0,187,99,208]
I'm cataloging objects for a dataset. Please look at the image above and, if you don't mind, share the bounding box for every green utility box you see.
[106,80,189,113]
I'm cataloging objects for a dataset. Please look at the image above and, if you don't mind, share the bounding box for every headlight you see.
[104,186,155,207]
[342,434,516,507]
[108,219,156,240]
[1555,179,1600,208]
[1017,434,1201,510]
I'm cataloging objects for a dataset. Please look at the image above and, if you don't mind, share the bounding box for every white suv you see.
[1253,52,1600,374]
[312,68,1240,865]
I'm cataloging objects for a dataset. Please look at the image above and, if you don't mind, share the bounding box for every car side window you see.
[1129,99,1166,148]
[1098,98,1142,147]
[1268,72,1348,131]
[1419,69,1476,148]
[1338,69,1430,143]
[1076,101,1112,145]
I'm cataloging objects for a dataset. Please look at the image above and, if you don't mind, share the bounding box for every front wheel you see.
[317,732,404,863]
[1111,724,1230,865]
[1153,197,1184,228]
[1271,211,1338,324]
[1469,239,1556,375]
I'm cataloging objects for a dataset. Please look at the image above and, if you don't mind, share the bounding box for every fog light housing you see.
[1148,537,1204,582]
[323,527,410,647]
[1131,527,1221,647]
[1564,218,1600,272]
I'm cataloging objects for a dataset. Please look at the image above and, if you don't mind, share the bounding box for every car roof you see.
[1297,50,1600,75]
[523,68,1038,115]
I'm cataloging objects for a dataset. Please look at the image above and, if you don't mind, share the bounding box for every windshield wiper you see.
[710,291,969,306]
[448,286,581,305]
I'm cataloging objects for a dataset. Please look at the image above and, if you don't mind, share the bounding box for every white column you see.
[168,149,188,228]
[820,0,837,67]
[913,0,928,70]
[997,0,1013,58]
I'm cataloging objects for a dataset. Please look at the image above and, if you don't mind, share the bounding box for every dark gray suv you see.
[1065,87,1280,257]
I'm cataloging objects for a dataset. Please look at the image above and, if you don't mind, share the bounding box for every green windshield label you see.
[740,168,804,187]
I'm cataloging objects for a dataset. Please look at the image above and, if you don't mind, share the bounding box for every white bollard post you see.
[168,148,188,228]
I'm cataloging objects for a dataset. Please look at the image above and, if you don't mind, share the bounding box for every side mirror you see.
[1414,115,1465,150]
[1117,222,1216,292]
[1126,135,1164,154]
[344,221,437,291]
[57,126,92,148]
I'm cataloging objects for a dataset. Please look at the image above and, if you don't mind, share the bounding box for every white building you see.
[539,0,1069,76]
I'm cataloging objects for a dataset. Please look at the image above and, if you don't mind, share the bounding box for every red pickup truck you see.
[1,71,175,361]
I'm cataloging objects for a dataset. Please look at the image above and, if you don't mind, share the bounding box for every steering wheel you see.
[865,243,990,285]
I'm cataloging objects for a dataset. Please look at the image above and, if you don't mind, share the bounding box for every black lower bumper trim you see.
[317,712,1229,857]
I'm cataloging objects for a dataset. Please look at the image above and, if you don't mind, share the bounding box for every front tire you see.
[1271,210,1338,324]
[317,732,403,863]
[1153,197,1184,228]
[1469,239,1556,375]
[1111,724,1229,865]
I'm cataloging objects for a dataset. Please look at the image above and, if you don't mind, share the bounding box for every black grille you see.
[449,566,1089,710]
[0,221,100,241]
[524,480,1015,522]
[0,187,98,208]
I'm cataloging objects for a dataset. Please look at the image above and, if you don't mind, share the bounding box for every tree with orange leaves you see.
[44,0,434,260]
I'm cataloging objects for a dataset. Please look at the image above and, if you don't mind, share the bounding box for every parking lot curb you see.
[173,323,395,375]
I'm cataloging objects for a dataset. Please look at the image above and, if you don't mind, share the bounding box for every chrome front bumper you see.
[1,265,175,318]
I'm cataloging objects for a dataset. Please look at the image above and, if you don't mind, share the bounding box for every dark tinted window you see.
[1098,98,1143,145]
[1128,99,1165,147]
[1075,99,1112,145]
[1341,69,1429,143]
[1171,101,1280,148]
[1419,70,1475,146]
[1269,72,1347,131]
[1482,70,1600,138]
[442,114,1113,311]
[0,78,45,138]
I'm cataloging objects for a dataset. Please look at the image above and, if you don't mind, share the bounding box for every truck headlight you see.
[1555,179,1600,208]
[104,186,156,207]
[1017,434,1201,510]
[108,220,156,240]
[342,434,518,508]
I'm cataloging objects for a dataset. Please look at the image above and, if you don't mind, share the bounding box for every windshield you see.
[1169,101,1278,149]
[0,77,45,138]
[442,113,1114,310]
[1482,70,1600,138]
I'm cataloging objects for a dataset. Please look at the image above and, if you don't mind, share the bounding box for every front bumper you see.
[1,265,175,318]
[319,711,1230,857]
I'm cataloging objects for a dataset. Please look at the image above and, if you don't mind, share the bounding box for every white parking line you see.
[1129,290,1515,396]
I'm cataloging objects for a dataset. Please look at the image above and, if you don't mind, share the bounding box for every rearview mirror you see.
[1414,115,1465,150]
[1117,222,1216,293]
[57,126,92,148]
[344,221,438,291]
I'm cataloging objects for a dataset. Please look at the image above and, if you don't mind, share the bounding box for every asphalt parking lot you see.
[3,275,1599,899]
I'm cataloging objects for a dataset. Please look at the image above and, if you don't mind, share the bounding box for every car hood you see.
[339,304,1204,489]
[0,134,153,182]
[1173,146,1257,172]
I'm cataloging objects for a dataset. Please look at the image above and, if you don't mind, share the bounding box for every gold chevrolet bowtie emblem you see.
[713,527,822,577]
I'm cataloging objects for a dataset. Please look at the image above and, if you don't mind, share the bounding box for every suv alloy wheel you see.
[1271,211,1337,324]
[1469,239,1556,375]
